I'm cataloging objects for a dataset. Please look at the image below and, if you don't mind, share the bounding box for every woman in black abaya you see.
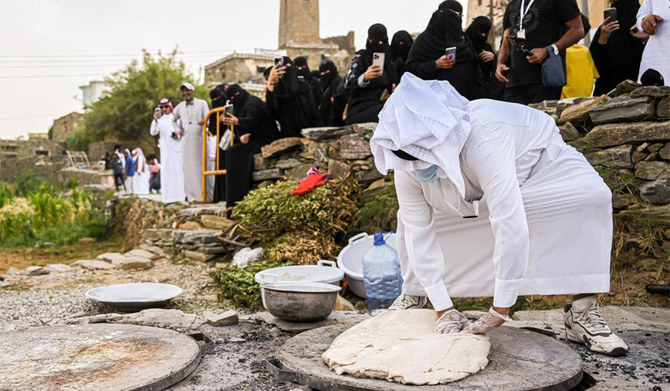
[405,0,485,100]
[294,56,323,106]
[465,16,505,100]
[344,23,397,124]
[266,56,321,138]
[318,60,345,126]
[590,0,645,96]
[391,30,414,80]
[222,84,279,207]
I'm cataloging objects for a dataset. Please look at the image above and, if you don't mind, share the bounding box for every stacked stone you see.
[252,122,382,188]
[531,82,669,208]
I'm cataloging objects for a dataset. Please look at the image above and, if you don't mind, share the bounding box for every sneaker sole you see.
[565,325,628,357]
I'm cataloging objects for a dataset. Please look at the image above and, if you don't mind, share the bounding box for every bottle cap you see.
[373,232,385,246]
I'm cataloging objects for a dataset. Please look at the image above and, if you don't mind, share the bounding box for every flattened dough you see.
[322,309,490,385]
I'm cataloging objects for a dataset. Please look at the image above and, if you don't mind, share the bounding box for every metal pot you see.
[261,282,341,322]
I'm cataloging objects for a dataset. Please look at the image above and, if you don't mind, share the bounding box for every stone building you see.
[204,0,354,90]
[50,112,83,143]
[0,138,66,183]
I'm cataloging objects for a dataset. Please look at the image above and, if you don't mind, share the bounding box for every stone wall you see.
[530,82,669,207]
[0,139,66,183]
[51,112,83,143]
[252,122,382,188]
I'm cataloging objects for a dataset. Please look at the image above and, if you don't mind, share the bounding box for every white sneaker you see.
[563,296,628,356]
[388,294,428,310]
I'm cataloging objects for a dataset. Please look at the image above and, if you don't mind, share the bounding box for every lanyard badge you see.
[518,0,536,39]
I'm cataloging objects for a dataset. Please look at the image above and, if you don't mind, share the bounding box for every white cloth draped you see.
[372,77,612,310]
[636,0,670,83]
[173,98,209,202]
[150,113,186,203]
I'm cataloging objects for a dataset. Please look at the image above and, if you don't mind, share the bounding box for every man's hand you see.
[240,133,251,144]
[526,47,549,64]
[495,63,510,82]
[479,50,495,63]
[598,17,620,44]
[363,64,382,81]
[222,113,239,126]
[436,55,455,69]
[153,112,159,121]
[198,120,205,126]
[642,14,663,35]
[630,25,649,40]
[178,129,185,137]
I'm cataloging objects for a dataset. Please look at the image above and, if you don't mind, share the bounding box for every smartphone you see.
[445,47,457,62]
[154,107,162,118]
[372,52,385,74]
[274,56,284,67]
[604,8,617,22]
[507,36,533,56]
[224,104,234,116]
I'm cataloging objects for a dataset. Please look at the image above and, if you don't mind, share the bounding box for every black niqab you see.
[391,30,414,62]
[294,56,312,81]
[465,16,492,52]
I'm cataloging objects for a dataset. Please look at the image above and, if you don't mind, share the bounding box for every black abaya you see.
[266,57,321,138]
[391,30,414,81]
[344,23,397,124]
[225,84,279,207]
[318,60,345,126]
[405,0,486,99]
[590,0,644,96]
[465,16,504,100]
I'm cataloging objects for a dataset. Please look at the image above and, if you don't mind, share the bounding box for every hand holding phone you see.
[603,8,617,22]
[372,52,385,75]
[445,47,457,62]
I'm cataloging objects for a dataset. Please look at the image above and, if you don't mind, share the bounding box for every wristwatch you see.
[550,44,559,55]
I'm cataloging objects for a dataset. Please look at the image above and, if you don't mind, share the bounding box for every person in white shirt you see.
[150,98,186,203]
[636,0,670,83]
[172,82,210,202]
[371,73,628,356]
[131,148,151,195]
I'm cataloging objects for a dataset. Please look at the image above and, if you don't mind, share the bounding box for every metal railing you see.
[201,107,234,202]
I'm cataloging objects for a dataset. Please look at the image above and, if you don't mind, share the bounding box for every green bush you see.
[13,170,55,197]
[212,261,293,310]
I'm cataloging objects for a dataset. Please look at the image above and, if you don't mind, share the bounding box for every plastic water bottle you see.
[363,232,403,311]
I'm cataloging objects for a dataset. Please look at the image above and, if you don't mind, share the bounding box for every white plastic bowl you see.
[85,283,184,311]
[254,260,344,286]
[337,232,397,298]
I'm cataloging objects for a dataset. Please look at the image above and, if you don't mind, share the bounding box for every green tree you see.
[70,49,210,153]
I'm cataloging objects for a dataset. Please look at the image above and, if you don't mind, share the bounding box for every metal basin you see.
[262,282,341,322]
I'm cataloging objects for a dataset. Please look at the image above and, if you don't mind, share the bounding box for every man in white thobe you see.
[173,82,209,202]
[636,0,670,82]
[150,98,185,203]
[371,73,628,356]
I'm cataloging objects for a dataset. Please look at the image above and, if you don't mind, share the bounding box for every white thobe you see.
[636,0,670,83]
[173,98,210,202]
[396,100,612,310]
[150,114,186,203]
[133,154,151,195]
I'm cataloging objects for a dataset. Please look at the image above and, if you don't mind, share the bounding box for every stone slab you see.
[71,259,115,270]
[250,311,370,333]
[0,324,201,391]
[582,121,670,148]
[588,96,655,124]
[274,323,583,391]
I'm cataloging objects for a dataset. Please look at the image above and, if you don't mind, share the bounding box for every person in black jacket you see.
[266,56,321,137]
[590,0,645,96]
[391,30,414,81]
[405,0,486,100]
[208,85,229,202]
[344,23,397,124]
[318,60,346,126]
[221,84,279,207]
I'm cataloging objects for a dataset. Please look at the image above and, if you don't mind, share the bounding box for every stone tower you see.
[278,0,320,48]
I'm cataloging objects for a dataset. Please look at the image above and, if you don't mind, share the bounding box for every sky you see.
[0,0,464,140]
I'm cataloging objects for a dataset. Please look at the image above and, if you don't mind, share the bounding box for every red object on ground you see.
[291,173,328,196]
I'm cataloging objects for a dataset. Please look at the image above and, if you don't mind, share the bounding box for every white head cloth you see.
[370,73,471,197]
